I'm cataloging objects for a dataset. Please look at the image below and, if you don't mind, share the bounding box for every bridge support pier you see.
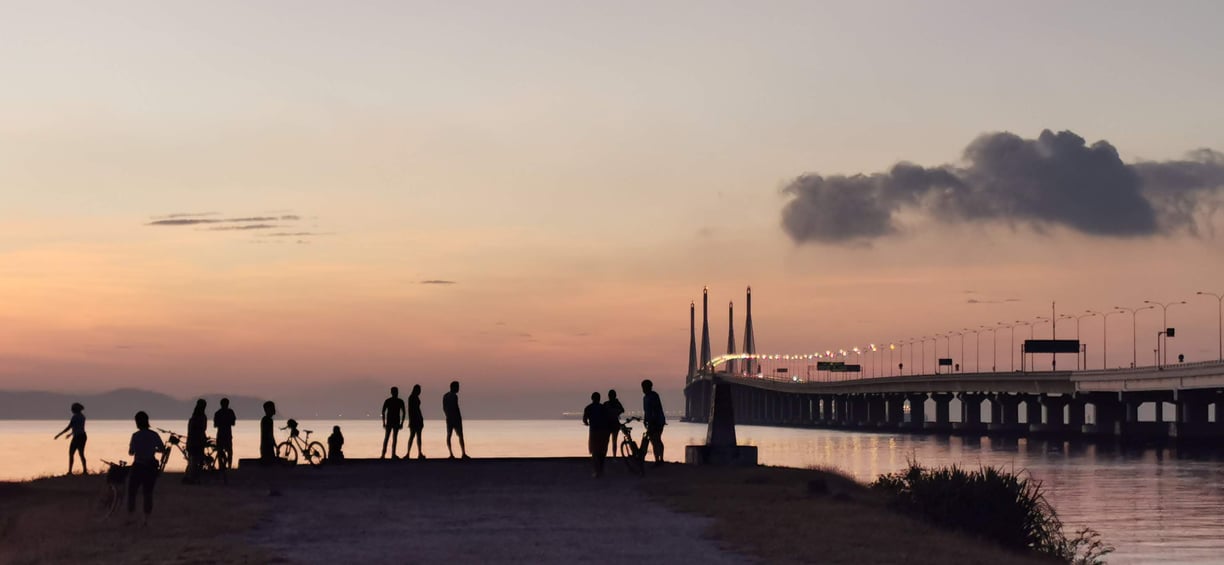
[1032,394,1070,435]
[866,395,887,427]
[1082,393,1123,436]
[884,394,906,429]
[954,393,987,434]
[925,393,954,432]
[1173,391,1216,439]
[988,393,1026,434]
[903,393,927,428]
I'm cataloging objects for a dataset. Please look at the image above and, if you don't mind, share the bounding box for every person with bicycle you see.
[582,392,610,478]
[128,411,165,526]
[213,398,237,470]
[603,389,625,458]
[641,379,666,467]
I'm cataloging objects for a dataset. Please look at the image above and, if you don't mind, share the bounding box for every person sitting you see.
[328,425,345,462]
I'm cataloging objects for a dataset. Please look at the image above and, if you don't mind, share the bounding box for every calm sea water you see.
[4,419,1223,564]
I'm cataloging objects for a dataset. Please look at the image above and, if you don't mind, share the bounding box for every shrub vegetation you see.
[871,463,1113,565]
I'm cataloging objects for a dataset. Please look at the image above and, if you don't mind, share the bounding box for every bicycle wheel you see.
[620,441,644,476]
[92,483,119,520]
[276,442,299,465]
[305,441,327,466]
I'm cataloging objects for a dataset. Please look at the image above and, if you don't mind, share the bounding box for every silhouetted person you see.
[213,398,236,470]
[604,389,625,457]
[128,411,165,526]
[583,392,610,477]
[328,425,345,462]
[260,401,277,464]
[407,384,425,459]
[443,380,469,459]
[641,379,666,466]
[381,387,406,459]
[53,402,88,475]
[185,399,207,483]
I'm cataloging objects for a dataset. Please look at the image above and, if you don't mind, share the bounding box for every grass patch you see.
[0,472,273,564]
[640,464,1051,564]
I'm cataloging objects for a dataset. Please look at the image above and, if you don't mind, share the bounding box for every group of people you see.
[581,379,667,477]
[377,381,469,460]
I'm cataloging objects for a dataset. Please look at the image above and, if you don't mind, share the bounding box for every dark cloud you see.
[206,224,278,231]
[151,212,219,220]
[421,280,457,285]
[780,129,1224,245]
[148,216,280,226]
[966,297,1023,305]
[266,232,331,237]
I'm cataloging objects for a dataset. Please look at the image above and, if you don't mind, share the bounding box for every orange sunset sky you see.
[3,2,1224,406]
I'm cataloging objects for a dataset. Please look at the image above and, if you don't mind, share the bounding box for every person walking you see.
[583,392,610,477]
[442,381,469,459]
[53,402,88,475]
[185,399,207,483]
[407,384,425,460]
[127,411,165,526]
[213,398,236,470]
[381,387,406,459]
[641,379,666,467]
[603,389,625,457]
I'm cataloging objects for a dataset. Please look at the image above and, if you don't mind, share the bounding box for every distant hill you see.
[0,385,686,421]
[0,389,268,421]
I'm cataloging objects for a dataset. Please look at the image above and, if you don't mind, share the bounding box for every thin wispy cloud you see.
[421,280,457,285]
[781,129,1224,245]
[206,224,278,231]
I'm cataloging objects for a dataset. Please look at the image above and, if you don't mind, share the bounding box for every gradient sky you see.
[3,1,1224,407]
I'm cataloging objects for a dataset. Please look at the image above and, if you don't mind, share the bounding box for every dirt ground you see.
[247,458,749,564]
[2,458,1048,564]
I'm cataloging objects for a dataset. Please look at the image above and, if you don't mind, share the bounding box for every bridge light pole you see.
[1033,316,1050,339]
[1196,291,1223,361]
[964,327,984,371]
[1144,300,1186,366]
[1102,309,1124,369]
[1074,311,1100,370]
[1012,321,1030,372]
[951,331,965,372]
[981,325,996,372]
[1115,305,1154,368]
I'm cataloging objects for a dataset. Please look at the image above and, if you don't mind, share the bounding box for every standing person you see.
[603,389,625,457]
[582,392,609,478]
[442,381,469,459]
[381,387,406,459]
[53,402,88,475]
[407,384,425,460]
[641,379,666,467]
[185,399,207,483]
[127,411,165,526]
[213,398,236,470]
[259,401,277,464]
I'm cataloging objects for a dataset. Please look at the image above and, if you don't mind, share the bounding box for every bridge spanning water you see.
[681,287,1224,441]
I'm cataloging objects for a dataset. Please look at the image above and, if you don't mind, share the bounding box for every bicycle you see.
[157,428,226,483]
[277,424,327,466]
[618,417,653,477]
[92,459,129,520]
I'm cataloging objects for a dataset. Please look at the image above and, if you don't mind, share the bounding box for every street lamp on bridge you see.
[1114,305,1154,368]
[1012,321,1030,372]
[1196,291,1223,361]
[1144,300,1187,366]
